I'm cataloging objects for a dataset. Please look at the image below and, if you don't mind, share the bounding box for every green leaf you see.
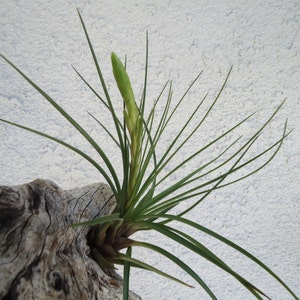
[72,213,122,227]
[77,10,127,197]
[146,214,299,299]
[136,220,270,299]
[123,247,132,300]
[0,53,121,195]
[117,253,194,288]
[0,118,119,195]
[133,241,217,299]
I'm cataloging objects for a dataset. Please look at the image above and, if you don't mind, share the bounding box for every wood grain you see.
[0,179,141,300]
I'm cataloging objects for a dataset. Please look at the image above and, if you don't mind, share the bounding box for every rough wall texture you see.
[0,1,299,299]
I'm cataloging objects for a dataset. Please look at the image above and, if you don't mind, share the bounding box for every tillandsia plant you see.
[0,10,298,300]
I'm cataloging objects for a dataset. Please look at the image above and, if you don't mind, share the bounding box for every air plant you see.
[0,10,298,300]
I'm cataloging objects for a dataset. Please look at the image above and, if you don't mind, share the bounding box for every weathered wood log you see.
[0,179,141,300]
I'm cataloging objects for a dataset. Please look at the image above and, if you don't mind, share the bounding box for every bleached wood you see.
[0,179,141,300]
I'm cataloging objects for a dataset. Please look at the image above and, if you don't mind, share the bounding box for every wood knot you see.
[48,270,69,294]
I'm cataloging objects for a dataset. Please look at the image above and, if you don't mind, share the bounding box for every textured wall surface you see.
[0,1,299,299]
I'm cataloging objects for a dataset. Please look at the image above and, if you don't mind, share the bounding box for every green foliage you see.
[0,10,298,300]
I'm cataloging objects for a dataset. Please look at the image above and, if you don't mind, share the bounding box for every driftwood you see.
[0,179,141,300]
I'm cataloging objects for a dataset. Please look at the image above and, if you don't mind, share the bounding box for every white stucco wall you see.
[0,1,299,299]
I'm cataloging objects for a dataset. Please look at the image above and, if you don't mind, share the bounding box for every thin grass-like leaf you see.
[72,66,110,111]
[88,111,121,148]
[0,118,118,195]
[139,31,149,116]
[72,213,122,227]
[215,120,290,189]
[148,131,286,217]
[150,213,299,299]
[142,100,285,213]
[136,221,268,299]
[155,68,229,180]
[0,53,121,194]
[77,11,126,196]
[134,241,217,299]
[158,129,286,214]
[134,112,255,214]
[117,253,193,288]
[123,247,132,300]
